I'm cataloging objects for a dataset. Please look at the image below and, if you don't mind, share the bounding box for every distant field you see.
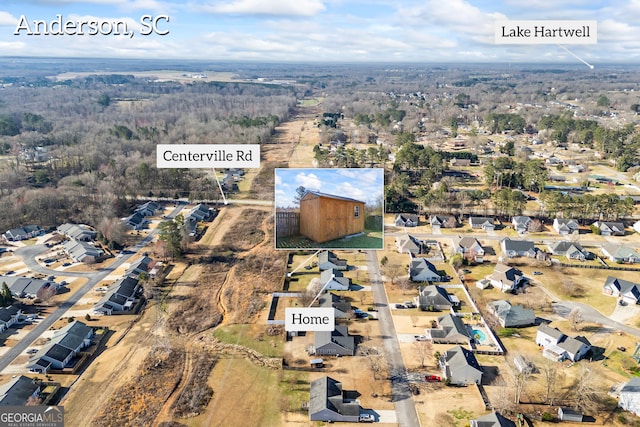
[52,70,239,82]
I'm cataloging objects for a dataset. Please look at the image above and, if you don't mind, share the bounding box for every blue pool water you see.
[472,329,488,344]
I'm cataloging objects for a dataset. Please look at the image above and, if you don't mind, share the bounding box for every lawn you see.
[276,230,383,249]
[212,324,284,358]
[297,97,323,106]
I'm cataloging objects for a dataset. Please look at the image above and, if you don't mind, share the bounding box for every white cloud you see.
[295,172,322,191]
[197,0,326,16]
[0,11,18,26]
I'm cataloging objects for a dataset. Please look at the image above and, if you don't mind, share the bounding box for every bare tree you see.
[360,346,385,380]
[297,288,318,307]
[539,357,563,405]
[413,340,433,368]
[568,307,584,331]
[528,218,543,232]
[573,365,606,413]
[383,263,403,285]
[397,277,413,295]
[510,359,531,404]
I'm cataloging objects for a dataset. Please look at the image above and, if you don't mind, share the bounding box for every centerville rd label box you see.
[156,144,260,168]
[285,307,335,332]
[495,20,597,45]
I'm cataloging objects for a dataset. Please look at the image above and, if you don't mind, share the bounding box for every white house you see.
[394,214,420,227]
[592,221,626,236]
[553,218,579,235]
[319,269,351,291]
[396,235,424,255]
[601,244,640,264]
[511,216,532,234]
[602,276,640,304]
[500,238,536,258]
[535,324,591,362]
[453,236,484,263]
[619,377,640,417]
[469,217,495,231]
[633,220,640,235]
[489,264,524,292]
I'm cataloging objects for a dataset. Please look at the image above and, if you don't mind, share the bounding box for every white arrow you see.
[558,45,594,69]
[211,169,228,205]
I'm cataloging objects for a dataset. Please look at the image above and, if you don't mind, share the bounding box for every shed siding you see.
[300,194,365,243]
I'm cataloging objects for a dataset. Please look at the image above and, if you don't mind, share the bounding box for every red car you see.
[425,375,441,382]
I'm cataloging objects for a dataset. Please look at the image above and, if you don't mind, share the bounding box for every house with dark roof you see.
[320,269,351,291]
[500,238,536,258]
[0,305,22,333]
[1,275,57,299]
[0,375,42,406]
[313,325,355,356]
[469,217,495,231]
[426,314,471,344]
[395,214,420,227]
[486,300,535,328]
[396,235,424,255]
[601,244,640,264]
[186,203,214,222]
[511,216,532,234]
[592,221,625,236]
[489,264,524,293]
[299,191,365,243]
[318,251,348,271]
[123,212,149,230]
[2,225,44,242]
[619,377,640,416]
[470,412,516,427]
[134,201,160,217]
[57,223,96,241]
[454,236,484,263]
[535,324,591,362]
[125,256,154,278]
[553,218,579,235]
[603,276,640,304]
[309,376,360,423]
[548,241,591,261]
[415,285,457,311]
[63,240,103,263]
[93,276,142,315]
[409,256,443,282]
[439,345,483,385]
[28,321,94,373]
[318,293,352,319]
[430,215,457,230]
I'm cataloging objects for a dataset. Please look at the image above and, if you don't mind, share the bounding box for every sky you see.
[0,1,638,63]
[275,168,383,209]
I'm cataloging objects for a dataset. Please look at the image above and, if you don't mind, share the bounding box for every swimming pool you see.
[472,329,488,345]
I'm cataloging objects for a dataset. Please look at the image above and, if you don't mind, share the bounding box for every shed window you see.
[354,206,360,218]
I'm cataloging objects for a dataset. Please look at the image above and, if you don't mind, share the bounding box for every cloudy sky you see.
[275,168,383,209]
[0,1,638,63]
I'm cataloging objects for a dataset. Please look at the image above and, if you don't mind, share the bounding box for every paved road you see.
[366,250,420,427]
[0,203,186,373]
[14,245,95,278]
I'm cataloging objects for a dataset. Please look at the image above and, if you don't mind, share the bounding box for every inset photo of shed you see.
[274,168,383,249]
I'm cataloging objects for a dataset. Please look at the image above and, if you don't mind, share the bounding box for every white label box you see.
[157,144,260,168]
[495,20,597,45]
[285,307,335,332]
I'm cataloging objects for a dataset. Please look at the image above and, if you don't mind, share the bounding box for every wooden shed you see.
[299,191,365,243]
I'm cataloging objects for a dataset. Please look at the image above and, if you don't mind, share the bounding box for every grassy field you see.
[212,324,284,358]
[276,231,383,249]
[297,97,323,106]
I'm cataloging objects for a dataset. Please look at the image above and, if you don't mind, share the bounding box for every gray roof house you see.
[0,305,22,333]
[313,325,355,356]
[2,225,44,242]
[63,240,103,263]
[489,264,524,293]
[619,377,640,417]
[454,236,484,263]
[500,238,536,258]
[415,285,457,311]
[318,293,352,319]
[318,251,348,271]
[395,214,420,227]
[439,345,483,385]
[93,276,142,315]
[1,275,57,299]
[470,412,516,427]
[125,256,154,278]
[0,375,42,406]
[57,223,96,241]
[511,216,532,234]
[486,300,535,328]
[134,201,160,217]
[396,235,424,254]
[592,221,625,236]
[430,215,456,229]
[469,217,495,231]
[553,218,579,235]
[548,241,591,260]
[186,203,214,222]
[320,269,351,291]
[601,244,640,264]
[123,212,148,230]
[426,314,471,344]
[409,256,442,282]
[28,321,93,374]
[535,324,591,362]
[603,276,640,304]
[309,376,360,423]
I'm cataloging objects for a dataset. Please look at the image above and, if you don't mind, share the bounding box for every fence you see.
[276,211,300,238]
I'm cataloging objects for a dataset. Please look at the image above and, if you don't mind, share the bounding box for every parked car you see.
[26,349,38,354]
[415,335,428,341]
[62,262,72,267]
[359,413,375,423]
[425,375,441,382]
[395,304,407,309]
[532,271,542,275]
[404,301,416,309]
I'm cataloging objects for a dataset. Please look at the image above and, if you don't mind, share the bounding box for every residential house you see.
[299,191,365,243]
[57,223,96,241]
[0,305,22,333]
[0,375,42,406]
[469,217,495,231]
[553,218,579,235]
[426,314,471,344]
[486,300,535,328]
[396,235,424,255]
[439,345,483,385]
[123,212,149,230]
[409,256,443,282]
[186,203,215,222]
[453,236,484,263]
[309,376,360,423]
[511,216,532,234]
[602,277,640,305]
[450,158,471,167]
[619,377,640,416]
[125,256,154,278]
[28,321,94,373]
[318,293,352,319]
[633,220,640,234]
[317,251,348,271]
[313,325,355,356]
[134,201,160,217]
[395,214,420,227]
[592,221,625,236]
[93,276,142,314]
[470,412,516,427]
[500,238,536,258]
[63,240,103,263]
[2,225,44,242]
[415,285,457,311]
[558,407,585,423]
[0,275,57,299]
[320,269,351,291]
[601,243,640,263]
[489,264,524,293]
[430,215,457,231]
[548,241,591,261]
[535,324,591,362]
